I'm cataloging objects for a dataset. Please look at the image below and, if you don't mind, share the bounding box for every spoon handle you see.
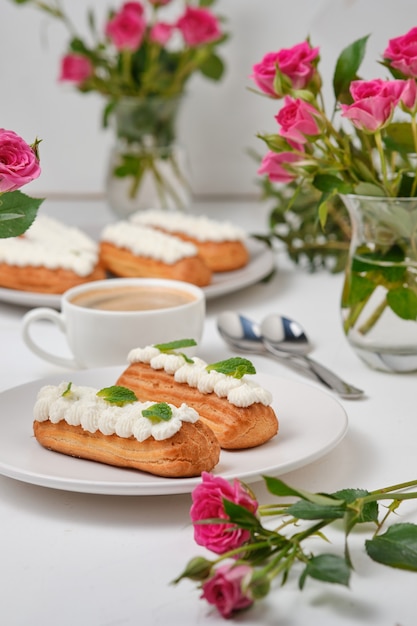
[265,345,364,399]
[301,354,364,399]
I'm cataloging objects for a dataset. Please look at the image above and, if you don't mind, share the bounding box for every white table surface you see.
[1,199,416,626]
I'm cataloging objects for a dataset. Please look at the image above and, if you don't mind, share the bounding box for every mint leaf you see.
[154,339,197,351]
[61,382,73,397]
[206,357,256,379]
[142,402,173,422]
[97,385,137,406]
[154,338,196,363]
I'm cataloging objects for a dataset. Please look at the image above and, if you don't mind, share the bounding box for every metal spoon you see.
[217,311,364,399]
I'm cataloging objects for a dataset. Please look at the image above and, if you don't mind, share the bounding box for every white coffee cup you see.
[22,277,205,369]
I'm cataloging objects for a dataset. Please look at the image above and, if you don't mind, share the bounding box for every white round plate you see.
[0,238,274,308]
[0,368,348,495]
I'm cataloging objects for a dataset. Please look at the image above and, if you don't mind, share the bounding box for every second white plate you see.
[0,368,348,495]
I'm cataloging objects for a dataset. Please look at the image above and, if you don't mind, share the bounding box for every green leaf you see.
[223,499,260,530]
[333,35,370,103]
[365,523,417,571]
[206,357,256,379]
[287,500,347,520]
[154,339,197,352]
[353,182,386,197]
[300,554,351,589]
[387,287,417,320]
[313,174,352,195]
[61,382,72,397]
[96,385,137,406]
[199,53,225,81]
[343,273,376,307]
[333,488,378,523]
[384,122,416,154]
[0,191,43,238]
[263,476,343,507]
[142,402,173,422]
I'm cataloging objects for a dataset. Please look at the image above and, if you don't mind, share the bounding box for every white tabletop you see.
[1,199,416,626]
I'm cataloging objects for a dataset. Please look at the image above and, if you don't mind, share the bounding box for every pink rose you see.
[341,79,405,132]
[201,564,253,619]
[251,41,319,96]
[190,472,258,555]
[0,129,41,193]
[398,78,417,111]
[176,7,221,47]
[250,52,282,96]
[149,22,174,46]
[276,96,321,146]
[258,150,303,184]
[384,27,417,78]
[105,2,146,51]
[59,53,93,84]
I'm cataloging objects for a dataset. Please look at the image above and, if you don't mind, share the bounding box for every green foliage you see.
[333,35,370,103]
[255,179,351,273]
[175,476,417,617]
[10,0,228,103]
[0,191,43,239]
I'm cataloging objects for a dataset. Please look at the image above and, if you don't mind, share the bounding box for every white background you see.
[2,0,417,199]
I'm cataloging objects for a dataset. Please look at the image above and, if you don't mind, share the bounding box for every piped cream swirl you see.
[130,209,247,242]
[127,347,272,408]
[34,382,199,442]
[100,221,198,264]
[0,215,100,276]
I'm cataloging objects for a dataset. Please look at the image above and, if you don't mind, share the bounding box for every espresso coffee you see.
[70,285,196,311]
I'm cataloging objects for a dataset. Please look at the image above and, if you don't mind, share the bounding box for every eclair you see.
[99,221,212,286]
[116,342,278,450]
[0,215,106,293]
[33,382,220,478]
[130,209,250,272]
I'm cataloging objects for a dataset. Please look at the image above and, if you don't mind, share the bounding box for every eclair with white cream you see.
[33,382,220,478]
[99,221,212,286]
[0,215,106,293]
[130,209,249,272]
[116,343,279,450]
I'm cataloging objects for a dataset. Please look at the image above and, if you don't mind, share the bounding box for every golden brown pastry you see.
[131,209,250,272]
[116,345,278,450]
[0,215,106,293]
[99,222,212,287]
[33,383,220,478]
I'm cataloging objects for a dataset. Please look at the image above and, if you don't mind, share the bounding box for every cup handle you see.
[22,307,81,369]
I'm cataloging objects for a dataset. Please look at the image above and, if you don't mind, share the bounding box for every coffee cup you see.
[22,277,205,369]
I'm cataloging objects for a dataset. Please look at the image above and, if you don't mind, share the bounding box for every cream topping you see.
[0,215,100,275]
[100,221,198,264]
[34,382,199,442]
[130,209,247,243]
[127,347,272,408]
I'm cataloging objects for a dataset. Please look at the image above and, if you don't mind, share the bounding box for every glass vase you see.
[105,96,191,218]
[340,194,417,373]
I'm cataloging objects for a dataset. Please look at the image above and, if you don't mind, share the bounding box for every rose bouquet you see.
[174,472,417,619]
[0,129,42,238]
[250,27,417,357]
[250,27,417,271]
[11,0,228,211]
